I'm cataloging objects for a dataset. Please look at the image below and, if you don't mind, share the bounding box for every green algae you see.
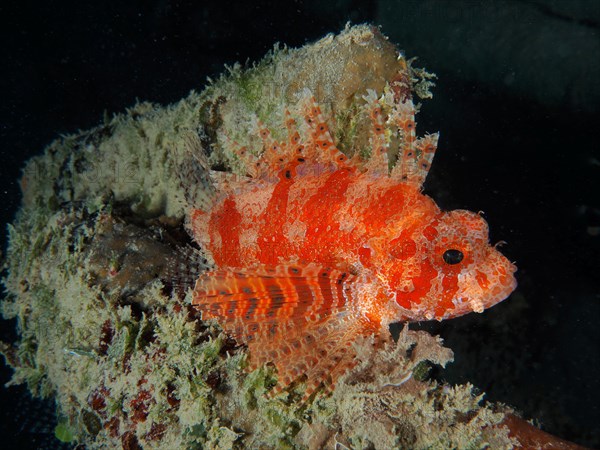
[0,25,518,449]
[55,421,76,443]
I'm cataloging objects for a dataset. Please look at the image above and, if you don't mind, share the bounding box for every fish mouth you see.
[448,260,518,319]
[485,260,518,307]
[493,274,517,304]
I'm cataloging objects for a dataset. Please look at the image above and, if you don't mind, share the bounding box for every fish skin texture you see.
[187,85,517,400]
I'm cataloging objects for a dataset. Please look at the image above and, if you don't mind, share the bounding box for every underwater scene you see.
[0,1,598,449]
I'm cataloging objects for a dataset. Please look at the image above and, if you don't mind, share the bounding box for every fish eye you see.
[443,249,464,265]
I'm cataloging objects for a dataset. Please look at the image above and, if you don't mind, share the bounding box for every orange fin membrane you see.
[192,263,355,325]
[192,263,363,397]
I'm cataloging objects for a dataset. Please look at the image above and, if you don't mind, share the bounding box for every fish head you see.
[387,209,517,321]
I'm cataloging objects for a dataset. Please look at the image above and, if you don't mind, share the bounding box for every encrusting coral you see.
[0,24,582,449]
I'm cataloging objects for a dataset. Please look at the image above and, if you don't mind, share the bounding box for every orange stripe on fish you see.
[184,77,517,400]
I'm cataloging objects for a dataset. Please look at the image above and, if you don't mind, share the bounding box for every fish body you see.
[188,86,517,397]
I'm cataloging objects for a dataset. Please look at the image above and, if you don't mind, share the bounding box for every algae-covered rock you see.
[1,25,518,449]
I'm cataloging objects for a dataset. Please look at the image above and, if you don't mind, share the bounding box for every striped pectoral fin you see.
[191,263,356,325]
[192,263,362,394]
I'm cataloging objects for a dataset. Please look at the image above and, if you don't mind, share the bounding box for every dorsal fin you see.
[176,132,217,212]
[362,89,390,176]
[388,94,439,188]
[358,81,439,189]
[216,90,358,184]
[298,90,350,168]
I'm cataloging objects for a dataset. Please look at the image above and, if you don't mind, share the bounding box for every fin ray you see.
[362,89,390,176]
[176,132,216,211]
[388,95,438,188]
[192,263,356,325]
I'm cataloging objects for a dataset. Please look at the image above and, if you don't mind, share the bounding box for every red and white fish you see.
[185,72,517,399]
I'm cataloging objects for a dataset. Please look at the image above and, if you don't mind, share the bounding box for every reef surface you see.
[1,24,549,449]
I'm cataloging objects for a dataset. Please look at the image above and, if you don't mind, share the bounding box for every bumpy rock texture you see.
[1,25,522,449]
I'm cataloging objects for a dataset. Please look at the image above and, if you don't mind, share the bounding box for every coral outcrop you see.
[1,24,567,449]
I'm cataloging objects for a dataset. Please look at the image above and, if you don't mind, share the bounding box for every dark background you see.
[1,1,598,448]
